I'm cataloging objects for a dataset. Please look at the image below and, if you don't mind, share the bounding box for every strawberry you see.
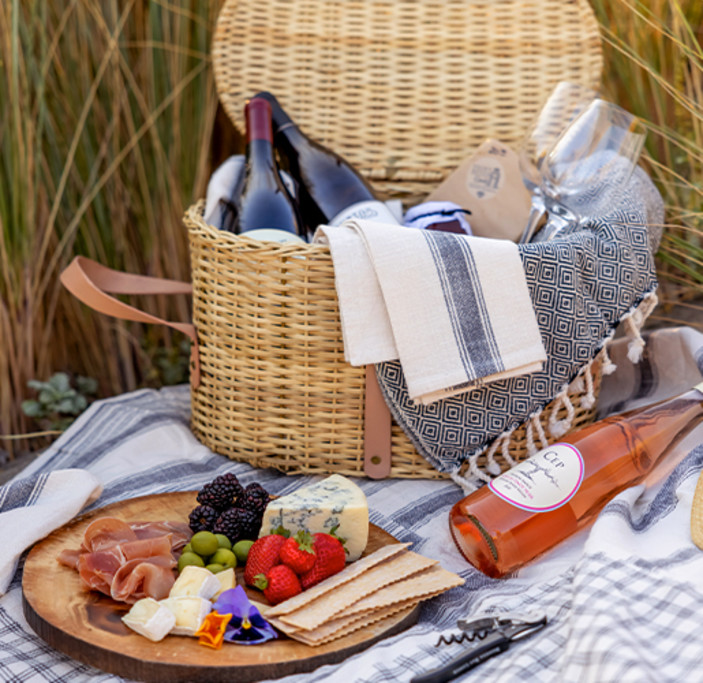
[244,533,286,586]
[299,532,346,589]
[280,530,316,574]
[254,564,302,605]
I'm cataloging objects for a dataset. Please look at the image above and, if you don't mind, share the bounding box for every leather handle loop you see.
[364,365,392,478]
[60,256,201,388]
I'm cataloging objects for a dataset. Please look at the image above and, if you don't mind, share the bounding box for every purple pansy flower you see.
[213,585,278,645]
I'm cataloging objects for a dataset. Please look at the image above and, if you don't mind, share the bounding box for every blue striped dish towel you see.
[0,469,102,595]
[315,221,546,405]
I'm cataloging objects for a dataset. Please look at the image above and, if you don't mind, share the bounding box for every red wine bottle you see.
[253,92,399,234]
[226,98,305,244]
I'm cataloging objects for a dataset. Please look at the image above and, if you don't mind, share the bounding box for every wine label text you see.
[488,443,585,512]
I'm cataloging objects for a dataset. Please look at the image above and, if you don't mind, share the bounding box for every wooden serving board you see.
[22,491,419,682]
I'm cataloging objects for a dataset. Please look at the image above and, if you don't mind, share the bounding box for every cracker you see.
[266,542,410,617]
[266,616,300,636]
[344,565,464,617]
[249,599,270,616]
[292,600,419,646]
[279,550,438,630]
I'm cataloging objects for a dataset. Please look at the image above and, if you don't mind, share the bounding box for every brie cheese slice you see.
[169,565,221,600]
[159,596,212,636]
[121,597,176,642]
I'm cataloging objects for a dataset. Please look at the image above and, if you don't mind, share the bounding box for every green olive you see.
[233,539,255,565]
[178,551,205,572]
[210,548,237,569]
[215,534,232,550]
[190,531,219,557]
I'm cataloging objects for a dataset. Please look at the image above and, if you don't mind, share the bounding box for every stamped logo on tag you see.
[466,156,504,200]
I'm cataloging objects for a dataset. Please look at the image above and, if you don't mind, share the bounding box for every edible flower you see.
[194,610,232,650]
[213,585,278,645]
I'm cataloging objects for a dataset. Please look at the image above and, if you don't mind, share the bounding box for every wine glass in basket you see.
[528,98,646,243]
[518,81,598,243]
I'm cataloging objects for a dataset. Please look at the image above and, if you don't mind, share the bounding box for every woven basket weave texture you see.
[187,0,605,479]
[185,203,601,480]
[213,0,602,200]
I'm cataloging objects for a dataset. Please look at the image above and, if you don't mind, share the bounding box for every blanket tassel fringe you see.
[450,290,659,494]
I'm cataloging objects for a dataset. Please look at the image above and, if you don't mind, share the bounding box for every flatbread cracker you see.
[279,551,438,630]
[266,616,300,636]
[345,565,464,617]
[292,601,419,646]
[266,543,410,617]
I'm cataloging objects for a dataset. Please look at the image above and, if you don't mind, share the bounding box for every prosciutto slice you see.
[57,548,82,570]
[129,520,192,552]
[111,555,175,603]
[78,549,124,596]
[83,517,138,552]
[58,516,190,604]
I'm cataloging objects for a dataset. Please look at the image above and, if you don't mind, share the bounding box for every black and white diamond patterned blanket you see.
[376,166,663,484]
[2,326,703,682]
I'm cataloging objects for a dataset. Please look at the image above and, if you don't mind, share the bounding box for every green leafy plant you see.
[21,373,98,432]
[143,338,192,387]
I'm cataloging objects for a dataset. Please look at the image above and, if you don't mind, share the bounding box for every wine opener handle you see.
[410,631,511,683]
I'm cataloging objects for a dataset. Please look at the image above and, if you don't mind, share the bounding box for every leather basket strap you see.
[364,365,392,478]
[61,256,393,474]
[59,256,201,387]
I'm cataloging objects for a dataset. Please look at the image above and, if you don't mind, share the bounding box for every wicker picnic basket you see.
[181,0,605,480]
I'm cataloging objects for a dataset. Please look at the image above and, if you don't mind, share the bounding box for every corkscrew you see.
[411,612,547,683]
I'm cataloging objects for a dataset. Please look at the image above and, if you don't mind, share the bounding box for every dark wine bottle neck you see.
[261,100,307,150]
[248,139,275,167]
[273,120,307,151]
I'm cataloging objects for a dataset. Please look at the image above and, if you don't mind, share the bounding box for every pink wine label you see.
[488,443,585,512]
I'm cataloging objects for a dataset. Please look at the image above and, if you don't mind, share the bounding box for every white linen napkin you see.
[315,220,546,404]
[0,468,103,595]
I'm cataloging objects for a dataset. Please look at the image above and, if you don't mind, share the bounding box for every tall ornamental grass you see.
[0,1,223,455]
[1,0,701,458]
[591,0,703,326]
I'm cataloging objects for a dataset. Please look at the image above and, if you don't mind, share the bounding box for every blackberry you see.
[188,504,219,533]
[239,482,271,515]
[213,507,262,544]
[196,473,244,511]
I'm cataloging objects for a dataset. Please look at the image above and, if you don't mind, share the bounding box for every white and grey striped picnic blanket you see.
[2,326,703,682]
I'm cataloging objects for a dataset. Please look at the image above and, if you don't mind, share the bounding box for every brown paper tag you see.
[426,139,532,242]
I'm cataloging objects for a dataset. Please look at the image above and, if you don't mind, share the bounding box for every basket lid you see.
[212,0,602,184]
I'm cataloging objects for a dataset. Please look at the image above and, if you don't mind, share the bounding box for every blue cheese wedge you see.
[159,596,212,636]
[169,565,221,600]
[121,597,176,642]
[259,474,369,561]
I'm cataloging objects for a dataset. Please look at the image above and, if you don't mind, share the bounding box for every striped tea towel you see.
[0,469,102,595]
[315,220,547,405]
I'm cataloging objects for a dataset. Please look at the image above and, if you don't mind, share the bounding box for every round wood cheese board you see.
[22,491,419,682]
